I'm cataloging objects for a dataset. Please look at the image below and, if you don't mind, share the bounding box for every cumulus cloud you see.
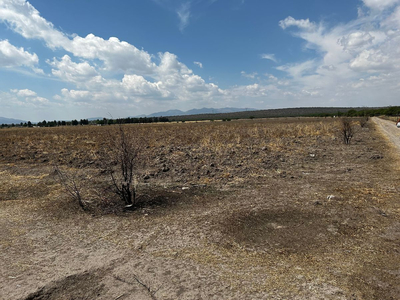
[11,88,36,97]
[275,4,400,106]
[0,0,229,109]
[2,0,400,117]
[67,35,156,74]
[0,0,69,49]
[11,88,48,104]
[0,1,155,75]
[338,31,375,51]
[48,55,98,85]
[279,16,316,31]
[0,39,39,69]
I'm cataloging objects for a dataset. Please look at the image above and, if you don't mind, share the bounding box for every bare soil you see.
[372,117,400,151]
[0,118,399,300]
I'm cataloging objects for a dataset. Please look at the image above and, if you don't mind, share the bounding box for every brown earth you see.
[0,117,399,300]
[372,117,400,151]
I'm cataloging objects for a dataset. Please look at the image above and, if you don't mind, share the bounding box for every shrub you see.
[103,125,142,207]
[359,116,369,128]
[55,166,87,210]
[340,118,355,145]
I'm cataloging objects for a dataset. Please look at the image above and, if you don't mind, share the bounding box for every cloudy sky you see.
[0,0,400,121]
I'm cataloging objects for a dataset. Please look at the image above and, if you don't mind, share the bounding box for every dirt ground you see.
[0,117,399,300]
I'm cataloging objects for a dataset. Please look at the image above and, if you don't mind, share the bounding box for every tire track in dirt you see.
[372,117,400,152]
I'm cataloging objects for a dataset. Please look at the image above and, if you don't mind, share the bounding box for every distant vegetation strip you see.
[169,106,400,121]
[1,106,400,128]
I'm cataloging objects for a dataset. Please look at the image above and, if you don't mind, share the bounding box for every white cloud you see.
[48,55,98,85]
[10,88,49,104]
[363,0,400,10]
[276,60,317,78]
[349,49,394,71]
[0,0,228,110]
[67,35,156,74]
[0,1,155,75]
[279,16,316,31]
[382,5,400,27]
[338,31,375,51]
[0,0,69,49]
[60,88,91,101]
[260,53,277,63]
[121,74,169,98]
[241,71,258,79]
[0,39,38,69]
[194,61,203,68]
[177,2,191,32]
[11,88,36,97]
[2,0,400,119]
[54,52,225,107]
[274,5,400,108]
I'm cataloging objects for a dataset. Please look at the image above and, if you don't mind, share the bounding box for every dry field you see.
[0,117,399,300]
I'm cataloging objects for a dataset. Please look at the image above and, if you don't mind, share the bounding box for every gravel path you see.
[372,117,400,151]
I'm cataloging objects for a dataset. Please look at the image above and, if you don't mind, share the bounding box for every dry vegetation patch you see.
[1,117,399,300]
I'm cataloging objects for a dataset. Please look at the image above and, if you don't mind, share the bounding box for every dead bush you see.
[102,125,143,208]
[359,117,369,128]
[340,118,355,145]
[55,166,87,210]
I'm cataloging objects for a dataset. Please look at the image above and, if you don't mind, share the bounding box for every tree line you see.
[1,106,399,128]
[0,116,170,128]
[310,106,400,118]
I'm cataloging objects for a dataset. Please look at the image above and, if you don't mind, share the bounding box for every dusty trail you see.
[372,117,400,151]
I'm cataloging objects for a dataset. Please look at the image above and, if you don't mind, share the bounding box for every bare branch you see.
[55,166,87,210]
[340,118,355,145]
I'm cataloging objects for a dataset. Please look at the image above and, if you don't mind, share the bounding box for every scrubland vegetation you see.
[1,117,399,299]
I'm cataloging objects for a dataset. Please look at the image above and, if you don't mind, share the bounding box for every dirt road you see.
[372,117,400,151]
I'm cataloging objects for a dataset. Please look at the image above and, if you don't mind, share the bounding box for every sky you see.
[0,0,400,121]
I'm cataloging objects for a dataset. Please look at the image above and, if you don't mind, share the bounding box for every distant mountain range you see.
[144,107,256,118]
[90,107,258,120]
[88,108,256,121]
[0,116,26,125]
[0,108,254,124]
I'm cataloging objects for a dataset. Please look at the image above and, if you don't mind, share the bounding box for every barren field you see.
[1,117,399,300]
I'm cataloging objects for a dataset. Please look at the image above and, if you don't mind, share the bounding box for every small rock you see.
[378,210,388,217]
[182,187,190,190]
[327,195,335,200]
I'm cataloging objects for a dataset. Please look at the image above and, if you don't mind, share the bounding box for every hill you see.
[0,116,26,125]
[147,107,256,117]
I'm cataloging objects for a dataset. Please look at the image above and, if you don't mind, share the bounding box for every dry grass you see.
[1,117,400,300]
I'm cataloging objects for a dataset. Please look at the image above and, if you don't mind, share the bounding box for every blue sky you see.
[0,0,400,121]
